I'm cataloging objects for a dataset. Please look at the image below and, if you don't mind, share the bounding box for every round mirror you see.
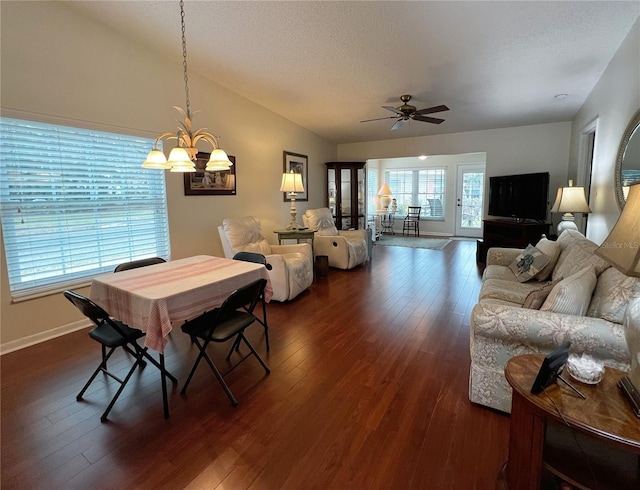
[615,109,640,209]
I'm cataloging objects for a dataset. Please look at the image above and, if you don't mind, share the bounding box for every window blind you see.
[0,117,170,299]
[386,168,446,218]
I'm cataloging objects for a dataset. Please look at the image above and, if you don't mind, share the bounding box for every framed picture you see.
[283,151,308,202]
[184,152,236,195]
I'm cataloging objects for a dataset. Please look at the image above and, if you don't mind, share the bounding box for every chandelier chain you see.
[180,0,191,119]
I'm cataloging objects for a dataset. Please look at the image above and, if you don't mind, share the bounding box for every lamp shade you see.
[377,184,392,196]
[595,183,640,276]
[167,147,196,173]
[550,186,591,213]
[205,149,232,171]
[280,171,304,193]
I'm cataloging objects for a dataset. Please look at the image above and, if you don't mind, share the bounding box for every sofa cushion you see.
[482,264,518,282]
[508,244,550,282]
[523,281,557,309]
[534,236,561,281]
[479,278,542,305]
[552,230,610,281]
[303,208,339,236]
[587,267,640,324]
[541,266,597,316]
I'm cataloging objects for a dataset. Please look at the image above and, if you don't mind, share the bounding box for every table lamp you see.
[595,182,640,416]
[280,171,305,230]
[378,184,393,210]
[550,180,592,235]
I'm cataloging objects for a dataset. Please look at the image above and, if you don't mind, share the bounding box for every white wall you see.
[339,122,573,232]
[568,18,640,244]
[0,2,335,349]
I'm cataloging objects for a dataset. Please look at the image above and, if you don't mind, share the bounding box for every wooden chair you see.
[402,206,421,237]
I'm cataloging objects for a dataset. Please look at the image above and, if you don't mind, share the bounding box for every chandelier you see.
[142,0,231,173]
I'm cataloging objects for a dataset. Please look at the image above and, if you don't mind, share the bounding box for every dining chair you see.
[114,257,166,272]
[63,290,177,421]
[402,206,422,237]
[232,252,270,352]
[180,279,270,406]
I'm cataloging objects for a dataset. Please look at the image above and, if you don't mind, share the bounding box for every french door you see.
[455,164,485,238]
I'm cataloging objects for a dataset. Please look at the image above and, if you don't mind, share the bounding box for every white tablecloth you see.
[90,255,272,352]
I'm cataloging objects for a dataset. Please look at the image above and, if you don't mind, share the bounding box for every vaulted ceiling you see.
[66,1,639,144]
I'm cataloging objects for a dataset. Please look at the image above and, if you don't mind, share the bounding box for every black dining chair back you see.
[63,290,176,422]
[232,252,270,351]
[180,278,270,406]
[114,257,166,272]
[403,206,422,237]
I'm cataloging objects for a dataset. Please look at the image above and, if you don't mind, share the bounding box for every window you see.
[367,167,378,215]
[386,168,445,218]
[0,117,170,299]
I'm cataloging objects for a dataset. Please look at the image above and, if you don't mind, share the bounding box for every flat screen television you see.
[488,172,550,221]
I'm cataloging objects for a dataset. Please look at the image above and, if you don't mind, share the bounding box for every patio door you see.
[455,164,485,237]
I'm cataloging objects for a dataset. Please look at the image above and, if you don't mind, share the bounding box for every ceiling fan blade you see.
[391,119,405,131]
[413,115,445,125]
[360,116,398,123]
[414,104,450,116]
[382,106,404,116]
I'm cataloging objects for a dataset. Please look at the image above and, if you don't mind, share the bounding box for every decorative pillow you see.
[534,236,561,281]
[587,267,640,324]
[552,232,610,282]
[508,244,551,283]
[540,266,597,316]
[523,281,557,309]
[304,208,339,236]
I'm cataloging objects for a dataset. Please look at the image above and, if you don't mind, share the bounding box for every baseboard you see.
[0,319,91,356]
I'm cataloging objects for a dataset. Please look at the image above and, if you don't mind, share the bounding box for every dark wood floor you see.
[1,239,510,489]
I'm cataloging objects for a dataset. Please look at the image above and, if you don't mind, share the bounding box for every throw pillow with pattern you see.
[508,244,551,283]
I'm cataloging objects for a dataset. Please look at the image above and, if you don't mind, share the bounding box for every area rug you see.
[375,236,451,250]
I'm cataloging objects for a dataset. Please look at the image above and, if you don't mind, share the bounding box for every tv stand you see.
[477,219,549,264]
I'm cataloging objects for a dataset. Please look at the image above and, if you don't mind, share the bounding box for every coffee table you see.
[499,354,640,489]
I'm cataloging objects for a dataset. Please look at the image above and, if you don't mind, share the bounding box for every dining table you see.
[89,254,273,417]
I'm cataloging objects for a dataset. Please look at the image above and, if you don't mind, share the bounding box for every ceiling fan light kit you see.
[361,94,449,131]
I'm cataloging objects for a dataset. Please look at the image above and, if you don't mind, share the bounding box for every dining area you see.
[68,254,274,422]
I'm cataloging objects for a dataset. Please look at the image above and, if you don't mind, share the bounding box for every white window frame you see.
[386,168,446,219]
[0,116,171,301]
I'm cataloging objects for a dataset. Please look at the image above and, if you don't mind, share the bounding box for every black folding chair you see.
[180,279,270,406]
[114,257,166,272]
[63,290,177,421]
[232,251,270,352]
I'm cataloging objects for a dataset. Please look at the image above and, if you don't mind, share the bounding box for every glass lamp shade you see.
[167,147,195,173]
[205,149,232,172]
[280,171,304,193]
[142,149,171,169]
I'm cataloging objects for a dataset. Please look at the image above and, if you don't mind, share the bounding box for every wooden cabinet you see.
[477,219,549,263]
[325,162,366,230]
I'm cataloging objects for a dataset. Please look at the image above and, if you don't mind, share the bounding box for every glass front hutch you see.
[325,161,366,230]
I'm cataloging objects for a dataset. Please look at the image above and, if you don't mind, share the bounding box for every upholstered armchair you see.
[218,216,313,302]
[302,208,370,270]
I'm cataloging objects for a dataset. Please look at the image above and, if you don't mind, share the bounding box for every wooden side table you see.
[273,229,315,254]
[500,354,640,490]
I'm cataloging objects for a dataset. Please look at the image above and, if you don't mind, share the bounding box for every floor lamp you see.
[595,182,640,416]
[280,171,305,230]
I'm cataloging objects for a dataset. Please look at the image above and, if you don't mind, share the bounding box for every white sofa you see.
[218,216,313,302]
[302,208,370,270]
[470,230,635,413]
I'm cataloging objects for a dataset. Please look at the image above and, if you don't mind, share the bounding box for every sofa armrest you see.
[470,302,630,367]
[486,247,524,267]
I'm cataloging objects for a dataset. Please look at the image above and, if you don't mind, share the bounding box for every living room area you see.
[1,1,639,488]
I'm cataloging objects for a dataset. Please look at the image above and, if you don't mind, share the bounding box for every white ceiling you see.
[65,1,639,144]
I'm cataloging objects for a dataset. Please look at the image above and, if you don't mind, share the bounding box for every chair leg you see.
[261,298,269,352]
[180,341,206,395]
[201,351,239,407]
[160,353,169,419]
[240,333,271,374]
[77,346,118,400]
[100,356,145,423]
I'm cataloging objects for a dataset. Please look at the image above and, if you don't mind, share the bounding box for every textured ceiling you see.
[65,1,639,144]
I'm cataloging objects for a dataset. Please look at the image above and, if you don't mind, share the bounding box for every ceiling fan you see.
[361,95,449,130]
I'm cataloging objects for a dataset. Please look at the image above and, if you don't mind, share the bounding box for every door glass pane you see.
[328,169,336,216]
[460,171,484,229]
[341,168,351,215]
